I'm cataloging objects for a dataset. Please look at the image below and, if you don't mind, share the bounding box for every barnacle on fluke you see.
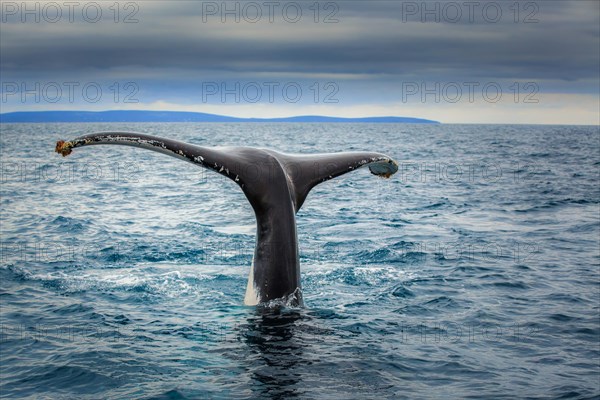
[55,140,73,157]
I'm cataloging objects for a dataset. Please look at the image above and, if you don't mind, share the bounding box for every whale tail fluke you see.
[276,152,398,212]
[55,131,398,305]
[55,132,398,212]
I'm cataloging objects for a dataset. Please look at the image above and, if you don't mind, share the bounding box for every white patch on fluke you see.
[244,260,260,306]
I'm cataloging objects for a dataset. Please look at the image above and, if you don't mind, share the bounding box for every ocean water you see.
[0,123,598,399]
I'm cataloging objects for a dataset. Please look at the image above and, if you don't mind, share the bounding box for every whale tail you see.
[56,132,398,212]
[55,132,398,305]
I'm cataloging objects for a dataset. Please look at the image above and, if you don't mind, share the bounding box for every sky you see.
[1,0,599,124]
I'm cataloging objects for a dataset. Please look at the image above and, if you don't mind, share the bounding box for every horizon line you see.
[0,109,440,124]
[1,110,599,126]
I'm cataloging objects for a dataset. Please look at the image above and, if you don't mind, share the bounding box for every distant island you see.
[0,110,439,124]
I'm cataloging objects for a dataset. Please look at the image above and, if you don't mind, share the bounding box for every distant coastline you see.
[0,110,439,124]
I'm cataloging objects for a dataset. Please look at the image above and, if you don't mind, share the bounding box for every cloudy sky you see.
[1,0,599,124]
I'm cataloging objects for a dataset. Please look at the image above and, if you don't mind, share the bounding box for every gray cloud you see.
[1,0,598,109]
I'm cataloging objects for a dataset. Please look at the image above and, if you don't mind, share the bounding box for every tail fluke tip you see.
[368,159,398,179]
[55,140,73,157]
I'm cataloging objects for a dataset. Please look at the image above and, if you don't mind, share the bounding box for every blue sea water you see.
[0,123,599,399]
